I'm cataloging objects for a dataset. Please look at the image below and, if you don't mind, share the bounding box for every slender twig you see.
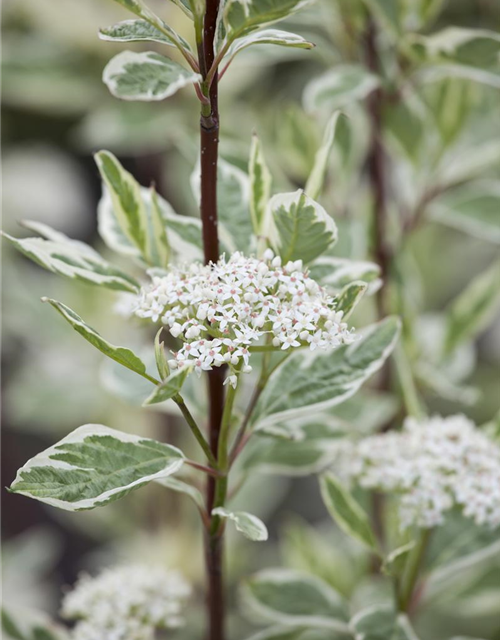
[174,395,218,468]
[229,382,264,465]
[398,529,432,613]
[185,459,223,477]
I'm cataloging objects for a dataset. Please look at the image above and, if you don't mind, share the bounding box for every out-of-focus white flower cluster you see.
[334,414,500,530]
[134,251,355,386]
[61,564,191,640]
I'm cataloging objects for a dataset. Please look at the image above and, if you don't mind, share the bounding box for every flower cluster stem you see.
[398,528,432,613]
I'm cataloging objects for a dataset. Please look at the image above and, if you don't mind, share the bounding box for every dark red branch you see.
[199,2,226,639]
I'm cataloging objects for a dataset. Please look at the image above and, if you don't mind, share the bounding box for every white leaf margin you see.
[212,507,269,541]
[103,51,201,102]
[242,568,349,631]
[11,424,185,511]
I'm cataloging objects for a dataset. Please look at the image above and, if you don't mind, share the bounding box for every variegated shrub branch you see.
[3,0,403,638]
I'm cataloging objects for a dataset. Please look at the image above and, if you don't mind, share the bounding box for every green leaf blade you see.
[99,19,175,45]
[320,474,378,552]
[267,190,338,263]
[243,569,348,630]
[42,298,150,379]
[2,231,139,293]
[10,425,184,511]
[212,508,269,541]
[103,51,201,101]
[253,317,401,428]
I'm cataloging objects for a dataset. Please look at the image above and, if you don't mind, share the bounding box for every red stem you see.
[199,1,226,638]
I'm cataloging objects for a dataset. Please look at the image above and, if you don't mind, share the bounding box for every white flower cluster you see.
[134,251,355,386]
[61,564,191,640]
[334,415,500,530]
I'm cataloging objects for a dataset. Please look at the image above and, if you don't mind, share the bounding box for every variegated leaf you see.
[350,605,420,640]
[42,298,153,381]
[103,51,201,102]
[249,133,272,236]
[109,0,192,50]
[242,417,346,476]
[10,424,184,511]
[305,111,341,200]
[267,190,337,263]
[308,256,381,293]
[444,260,500,355]
[212,507,269,541]
[99,20,175,45]
[335,281,367,319]
[242,569,348,630]
[304,65,379,112]
[252,317,401,429]
[226,28,314,63]
[156,476,204,509]
[408,27,500,69]
[430,181,500,244]
[96,151,171,267]
[320,474,378,552]
[2,229,139,293]
[143,367,192,405]
[222,0,311,41]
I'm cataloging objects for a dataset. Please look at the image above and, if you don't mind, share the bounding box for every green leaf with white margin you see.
[154,328,170,380]
[382,542,416,577]
[41,298,154,381]
[335,282,367,320]
[109,0,193,51]
[156,476,204,509]
[212,507,268,541]
[245,626,351,640]
[103,51,201,102]
[444,260,500,354]
[241,417,346,476]
[96,151,170,267]
[222,0,311,42]
[1,229,139,293]
[320,474,378,552]
[305,112,341,201]
[267,190,337,263]
[430,181,500,245]
[304,65,379,112]
[308,256,381,294]
[10,424,184,511]
[408,27,500,69]
[350,605,420,640]
[99,20,176,45]
[143,367,191,405]
[225,29,314,68]
[252,317,401,429]
[191,157,253,252]
[249,133,272,235]
[243,569,349,631]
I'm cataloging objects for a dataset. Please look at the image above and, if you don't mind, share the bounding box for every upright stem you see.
[198,2,225,638]
[365,19,391,320]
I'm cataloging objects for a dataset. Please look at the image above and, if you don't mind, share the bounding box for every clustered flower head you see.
[334,414,500,530]
[61,564,191,640]
[134,250,356,386]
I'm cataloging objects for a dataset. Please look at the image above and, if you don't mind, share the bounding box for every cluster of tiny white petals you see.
[333,415,500,530]
[61,564,191,640]
[134,251,356,385]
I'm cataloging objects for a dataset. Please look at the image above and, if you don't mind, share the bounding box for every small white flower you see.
[332,415,500,530]
[133,252,355,374]
[61,564,191,640]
